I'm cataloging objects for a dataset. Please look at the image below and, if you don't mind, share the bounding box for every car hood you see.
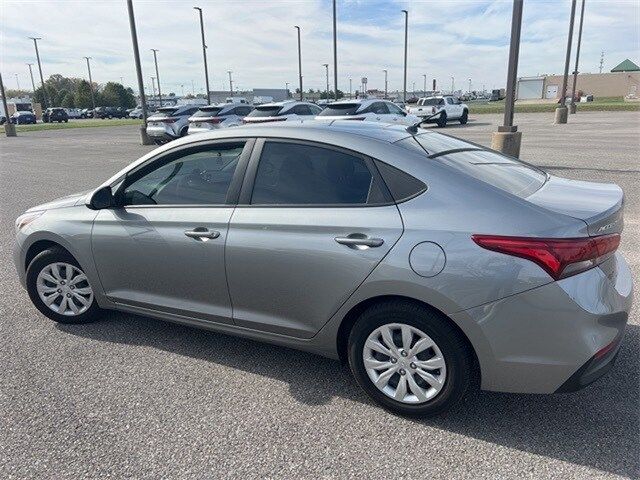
[27,190,90,212]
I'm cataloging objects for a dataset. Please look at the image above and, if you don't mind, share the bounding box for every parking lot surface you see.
[1,111,638,479]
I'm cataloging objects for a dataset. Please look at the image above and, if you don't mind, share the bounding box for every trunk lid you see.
[526,175,624,236]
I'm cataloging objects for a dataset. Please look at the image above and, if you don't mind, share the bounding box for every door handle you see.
[335,235,384,248]
[184,227,220,240]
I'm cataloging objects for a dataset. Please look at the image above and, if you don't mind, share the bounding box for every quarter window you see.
[122,142,245,206]
[251,142,388,205]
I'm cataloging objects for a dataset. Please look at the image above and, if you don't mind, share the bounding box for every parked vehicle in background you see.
[80,108,94,119]
[14,121,632,417]
[42,108,69,123]
[129,107,157,119]
[187,103,253,134]
[316,99,420,126]
[243,101,322,124]
[226,97,249,104]
[252,96,274,105]
[65,108,83,119]
[0,115,6,125]
[10,111,37,124]
[490,89,506,101]
[93,107,128,119]
[407,96,469,128]
[146,105,201,143]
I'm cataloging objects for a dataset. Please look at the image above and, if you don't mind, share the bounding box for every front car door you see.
[225,139,404,338]
[91,139,253,323]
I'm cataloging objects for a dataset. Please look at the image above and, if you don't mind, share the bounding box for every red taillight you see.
[471,233,620,280]
[243,117,287,124]
[191,117,223,124]
[160,117,177,124]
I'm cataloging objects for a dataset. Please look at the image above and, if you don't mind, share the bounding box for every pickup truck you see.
[407,95,469,128]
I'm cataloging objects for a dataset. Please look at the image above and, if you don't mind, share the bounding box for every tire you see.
[179,126,188,137]
[347,300,474,417]
[436,112,447,128]
[26,247,102,325]
[459,110,468,125]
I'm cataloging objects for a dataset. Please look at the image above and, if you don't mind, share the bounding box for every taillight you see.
[344,116,366,121]
[243,117,287,123]
[471,233,620,280]
[190,117,224,124]
[160,117,177,124]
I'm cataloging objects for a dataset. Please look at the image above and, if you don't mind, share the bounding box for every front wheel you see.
[348,301,474,417]
[26,247,102,324]
[436,112,447,128]
[459,110,468,125]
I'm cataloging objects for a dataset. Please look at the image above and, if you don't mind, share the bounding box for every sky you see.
[1,0,639,96]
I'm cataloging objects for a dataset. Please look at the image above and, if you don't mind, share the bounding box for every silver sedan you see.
[13,121,633,416]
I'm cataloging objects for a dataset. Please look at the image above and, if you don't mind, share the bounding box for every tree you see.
[99,82,136,108]
[74,80,93,108]
[61,92,75,108]
[319,89,344,100]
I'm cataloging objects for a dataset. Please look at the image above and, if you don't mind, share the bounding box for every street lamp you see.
[423,74,426,96]
[151,77,157,102]
[228,71,233,95]
[401,10,408,103]
[450,76,455,94]
[570,0,586,114]
[150,49,162,106]
[28,37,47,108]
[26,63,36,93]
[1,72,17,136]
[332,0,338,100]
[285,82,289,98]
[323,64,329,100]
[383,69,388,99]
[14,74,20,91]
[83,56,96,109]
[555,0,577,124]
[294,26,303,100]
[468,78,472,94]
[349,77,352,99]
[193,7,211,105]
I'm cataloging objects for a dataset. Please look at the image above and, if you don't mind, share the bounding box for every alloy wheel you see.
[36,262,94,316]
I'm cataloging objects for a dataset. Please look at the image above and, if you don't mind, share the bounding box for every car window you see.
[374,160,427,202]
[251,142,388,205]
[317,103,360,116]
[122,142,245,206]
[193,107,223,118]
[399,132,474,155]
[237,106,253,116]
[246,106,283,117]
[386,102,405,115]
[446,97,455,104]
[364,102,389,114]
[309,105,323,115]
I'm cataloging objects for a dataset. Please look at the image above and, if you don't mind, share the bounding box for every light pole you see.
[193,7,211,105]
[1,72,17,136]
[402,9,408,103]
[285,82,289,98]
[323,64,329,100]
[412,81,416,97]
[29,37,47,108]
[151,77,157,102]
[451,76,455,94]
[83,56,96,109]
[423,74,426,96]
[468,78,472,94]
[383,69,388,99]
[569,0,586,114]
[349,77,352,99]
[228,71,233,95]
[126,0,151,144]
[151,49,162,106]
[332,0,338,100]
[294,26,303,100]
[491,0,524,158]
[555,0,577,124]
[15,74,20,91]
[27,63,36,93]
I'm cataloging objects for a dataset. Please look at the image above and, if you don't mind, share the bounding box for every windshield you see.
[246,106,282,117]
[418,98,444,106]
[317,103,360,116]
[192,107,223,118]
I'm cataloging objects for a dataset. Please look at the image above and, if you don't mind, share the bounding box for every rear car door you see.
[91,139,252,323]
[225,139,404,338]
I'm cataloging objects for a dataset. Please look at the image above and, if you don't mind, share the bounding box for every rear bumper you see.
[146,125,177,139]
[451,252,633,394]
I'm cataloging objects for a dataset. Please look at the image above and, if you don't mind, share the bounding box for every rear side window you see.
[374,160,426,202]
[437,150,546,197]
[251,142,389,205]
[418,98,444,106]
[247,106,283,117]
[317,103,360,116]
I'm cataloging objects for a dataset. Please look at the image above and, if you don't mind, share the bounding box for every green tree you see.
[99,82,136,108]
[74,80,94,108]
[61,92,75,108]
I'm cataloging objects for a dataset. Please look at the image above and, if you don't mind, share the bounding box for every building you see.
[516,59,640,100]
[205,88,289,105]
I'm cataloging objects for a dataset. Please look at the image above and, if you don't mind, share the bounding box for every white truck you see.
[407,95,469,128]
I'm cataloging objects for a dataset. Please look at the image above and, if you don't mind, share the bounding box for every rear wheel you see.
[348,301,473,416]
[459,109,468,124]
[436,112,447,128]
[26,247,102,324]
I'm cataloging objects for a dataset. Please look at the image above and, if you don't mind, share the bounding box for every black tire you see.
[347,300,474,417]
[459,109,468,125]
[179,126,189,137]
[26,247,102,325]
[436,112,447,128]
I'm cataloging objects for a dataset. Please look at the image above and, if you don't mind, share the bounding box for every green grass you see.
[468,97,640,114]
[0,118,141,133]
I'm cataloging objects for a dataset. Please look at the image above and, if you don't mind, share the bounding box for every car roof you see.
[256,100,313,108]
[326,98,382,106]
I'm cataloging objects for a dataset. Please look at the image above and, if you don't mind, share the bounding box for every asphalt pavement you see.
[0,111,638,479]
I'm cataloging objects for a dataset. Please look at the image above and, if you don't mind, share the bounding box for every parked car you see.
[128,107,157,119]
[10,111,37,124]
[226,97,249,104]
[65,108,83,119]
[243,100,322,124]
[14,121,632,417]
[187,103,253,134]
[42,108,69,123]
[80,108,94,119]
[93,106,127,119]
[316,99,421,126]
[146,105,201,143]
[0,115,5,125]
[407,96,469,127]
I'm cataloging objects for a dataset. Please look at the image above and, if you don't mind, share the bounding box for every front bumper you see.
[452,252,633,394]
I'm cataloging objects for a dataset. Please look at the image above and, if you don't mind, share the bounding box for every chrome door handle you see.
[184,228,220,240]
[335,235,384,248]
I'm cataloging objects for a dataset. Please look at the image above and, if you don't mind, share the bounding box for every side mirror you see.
[86,186,115,210]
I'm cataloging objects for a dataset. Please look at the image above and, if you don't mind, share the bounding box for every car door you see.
[225,139,404,338]
[91,139,253,323]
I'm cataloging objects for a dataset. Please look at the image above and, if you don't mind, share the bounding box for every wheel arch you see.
[24,239,71,271]
[335,294,480,382]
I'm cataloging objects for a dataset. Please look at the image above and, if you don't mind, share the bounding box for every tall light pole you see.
[555,0,577,124]
[294,26,303,100]
[569,0,586,114]
[332,0,338,100]
[491,0,524,158]
[1,72,17,136]
[349,77,352,98]
[14,74,20,91]
[451,76,455,94]
[423,74,427,96]
[83,57,96,109]
[402,10,408,103]
[383,69,388,98]
[412,81,416,97]
[323,63,329,100]
[27,63,36,93]
[150,49,162,106]
[285,82,289,98]
[151,77,157,102]
[228,71,233,95]
[193,7,211,105]
[29,37,47,108]
[126,0,152,144]
[468,78,472,94]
